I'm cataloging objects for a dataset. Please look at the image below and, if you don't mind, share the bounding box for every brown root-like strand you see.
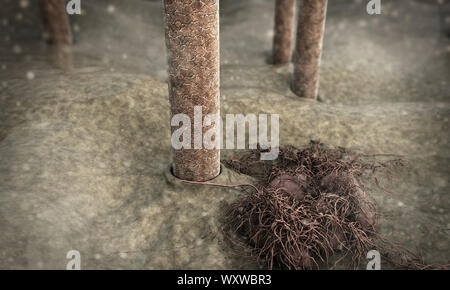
[292,0,328,99]
[272,0,296,64]
[39,0,73,72]
[163,0,220,181]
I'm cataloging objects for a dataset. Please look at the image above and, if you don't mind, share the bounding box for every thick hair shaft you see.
[39,0,73,71]
[163,0,220,181]
[292,0,327,99]
[272,0,296,64]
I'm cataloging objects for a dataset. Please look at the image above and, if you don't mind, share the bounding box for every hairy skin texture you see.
[272,0,296,64]
[163,0,220,181]
[292,0,327,99]
[39,0,73,72]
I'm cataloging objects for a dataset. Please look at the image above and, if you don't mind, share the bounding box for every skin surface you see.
[163,0,220,181]
[272,0,296,64]
[292,0,328,99]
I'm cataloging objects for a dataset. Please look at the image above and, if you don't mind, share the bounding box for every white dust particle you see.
[26,71,35,80]
[19,0,30,9]
[107,5,116,14]
[13,44,22,54]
